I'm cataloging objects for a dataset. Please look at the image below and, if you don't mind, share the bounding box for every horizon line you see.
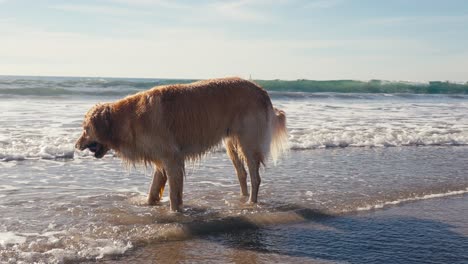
[1,74,466,84]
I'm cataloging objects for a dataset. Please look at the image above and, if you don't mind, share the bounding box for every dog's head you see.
[75,103,112,158]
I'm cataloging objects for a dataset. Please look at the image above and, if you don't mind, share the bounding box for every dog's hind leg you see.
[225,138,248,196]
[163,156,185,212]
[236,114,267,204]
[147,167,167,205]
[245,153,262,203]
[237,138,263,203]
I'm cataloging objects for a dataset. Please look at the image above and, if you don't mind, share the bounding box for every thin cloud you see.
[365,15,468,26]
[211,0,272,22]
[206,0,297,23]
[303,0,344,9]
[60,1,273,23]
[50,4,150,16]
[105,0,190,9]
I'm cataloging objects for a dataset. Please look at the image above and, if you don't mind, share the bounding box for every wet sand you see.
[93,195,468,264]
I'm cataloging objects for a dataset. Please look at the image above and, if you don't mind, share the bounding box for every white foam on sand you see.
[0,154,25,162]
[0,185,18,192]
[356,188,468,211]
[0,232,27,247]
[198,181,238,188]
[39,239,133,262]
[1,229,133,263]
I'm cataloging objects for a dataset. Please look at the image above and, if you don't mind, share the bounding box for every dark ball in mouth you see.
[86,142,107,158]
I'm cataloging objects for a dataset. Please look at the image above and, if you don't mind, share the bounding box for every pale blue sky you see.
[1,0,467,81]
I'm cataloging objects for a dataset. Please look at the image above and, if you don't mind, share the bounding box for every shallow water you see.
[1,148,467,263]
[1,77,468,263]
[99,195,467,264]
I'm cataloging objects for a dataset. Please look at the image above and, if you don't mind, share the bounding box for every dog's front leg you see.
[147,167,167,205]
[163,156,185,212]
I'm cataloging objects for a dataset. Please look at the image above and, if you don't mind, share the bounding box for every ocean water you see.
[0,76,467,263]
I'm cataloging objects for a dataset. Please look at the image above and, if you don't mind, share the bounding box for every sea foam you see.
[356,188,468,212]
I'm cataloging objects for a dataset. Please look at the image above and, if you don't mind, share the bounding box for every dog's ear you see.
[91,104,112,141]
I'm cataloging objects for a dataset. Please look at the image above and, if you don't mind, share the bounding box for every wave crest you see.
[1,77,467,97]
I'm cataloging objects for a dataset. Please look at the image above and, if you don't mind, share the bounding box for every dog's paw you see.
[147,199,161,206]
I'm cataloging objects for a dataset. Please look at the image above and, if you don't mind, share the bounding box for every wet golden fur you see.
[76,77,287,211]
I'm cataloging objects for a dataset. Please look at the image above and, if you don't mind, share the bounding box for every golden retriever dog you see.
[75,77,287,211]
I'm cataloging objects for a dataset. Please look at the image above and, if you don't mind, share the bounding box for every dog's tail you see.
[269,107,288,165]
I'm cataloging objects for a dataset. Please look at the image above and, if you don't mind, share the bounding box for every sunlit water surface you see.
[1,83,468,263]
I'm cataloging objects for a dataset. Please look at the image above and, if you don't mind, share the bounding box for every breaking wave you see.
[1,76,467,97]
[1,128,467,162]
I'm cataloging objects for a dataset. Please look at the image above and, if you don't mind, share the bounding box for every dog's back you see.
[152,77,274,159]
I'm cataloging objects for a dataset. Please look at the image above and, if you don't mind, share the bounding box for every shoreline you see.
[90,194,468,264]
